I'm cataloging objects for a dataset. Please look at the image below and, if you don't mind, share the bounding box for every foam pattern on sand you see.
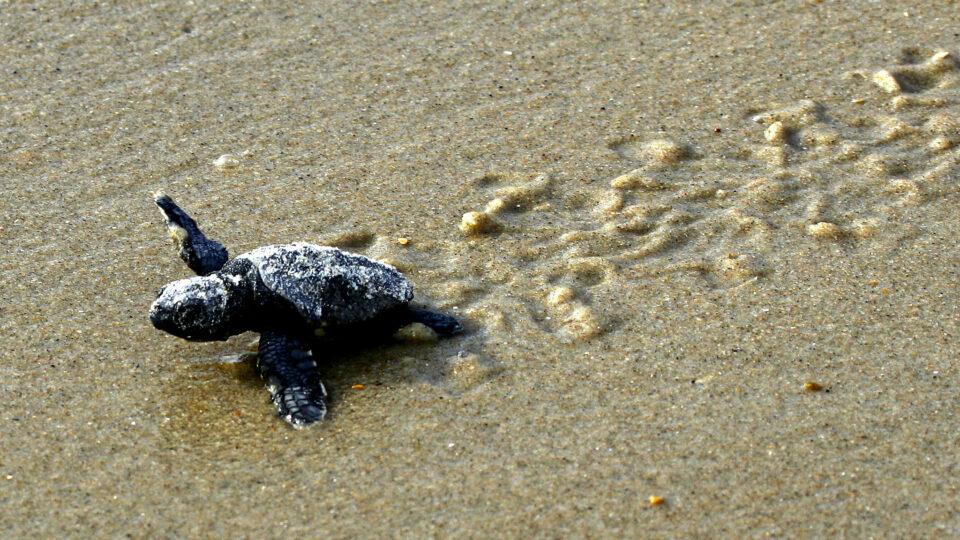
[449,172,616,343]
[431,50,960,348]
[176,50,960,397]
[592,50,958,283]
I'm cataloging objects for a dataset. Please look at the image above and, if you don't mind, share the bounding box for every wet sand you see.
[2,2,959,537]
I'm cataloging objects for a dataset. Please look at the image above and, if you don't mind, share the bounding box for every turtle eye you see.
[177,296,207,320]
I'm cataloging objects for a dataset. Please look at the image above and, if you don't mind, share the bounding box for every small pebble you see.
[764,121,788,143]
[642,139,689,164]
[872,69,902,93]
[561,305,603,340]
[928,50,956,71]
[546,286,576,307]
[213,154,240,169]
[484,197,507,214]
[803,382,824,392]
[715,254,763,280]
[929,137,953,151]
[807,222,843,239]
[610,170,663,190]
[459,211,501,235]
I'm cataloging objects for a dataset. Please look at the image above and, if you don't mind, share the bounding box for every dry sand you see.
[2,1,959,537]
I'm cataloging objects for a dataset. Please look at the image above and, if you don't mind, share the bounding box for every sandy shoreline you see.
[2,1,959,537]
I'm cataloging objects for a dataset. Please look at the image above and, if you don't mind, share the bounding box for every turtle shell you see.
[238,242,413,325]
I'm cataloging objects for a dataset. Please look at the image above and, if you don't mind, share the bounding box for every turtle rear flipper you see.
[154,193,229,275]
[408,309,463,336]
[256,331,327,427]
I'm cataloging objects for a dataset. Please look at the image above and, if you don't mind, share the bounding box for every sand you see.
[2,1,959,537]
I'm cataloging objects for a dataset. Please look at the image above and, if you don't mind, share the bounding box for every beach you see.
[1,1,958,537]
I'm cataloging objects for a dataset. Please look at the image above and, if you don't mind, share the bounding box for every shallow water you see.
[2,2,959,537]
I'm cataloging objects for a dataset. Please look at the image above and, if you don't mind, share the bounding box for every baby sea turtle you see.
[149,193,462,427]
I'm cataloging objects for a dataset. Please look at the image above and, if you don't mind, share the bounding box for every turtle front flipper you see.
[154,193,229,275]
[256,330,327,427]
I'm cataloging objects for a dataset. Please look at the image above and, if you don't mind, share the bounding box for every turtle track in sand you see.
[436,48,960,345]
[244,48,960,398]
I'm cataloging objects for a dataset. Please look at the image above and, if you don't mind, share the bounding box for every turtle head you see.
[150,275,244,341]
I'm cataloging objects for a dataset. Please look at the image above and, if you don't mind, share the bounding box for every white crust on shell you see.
[238,242,414,324]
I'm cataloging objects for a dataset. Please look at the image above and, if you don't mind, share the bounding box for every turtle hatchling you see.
[149,193,462,427]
